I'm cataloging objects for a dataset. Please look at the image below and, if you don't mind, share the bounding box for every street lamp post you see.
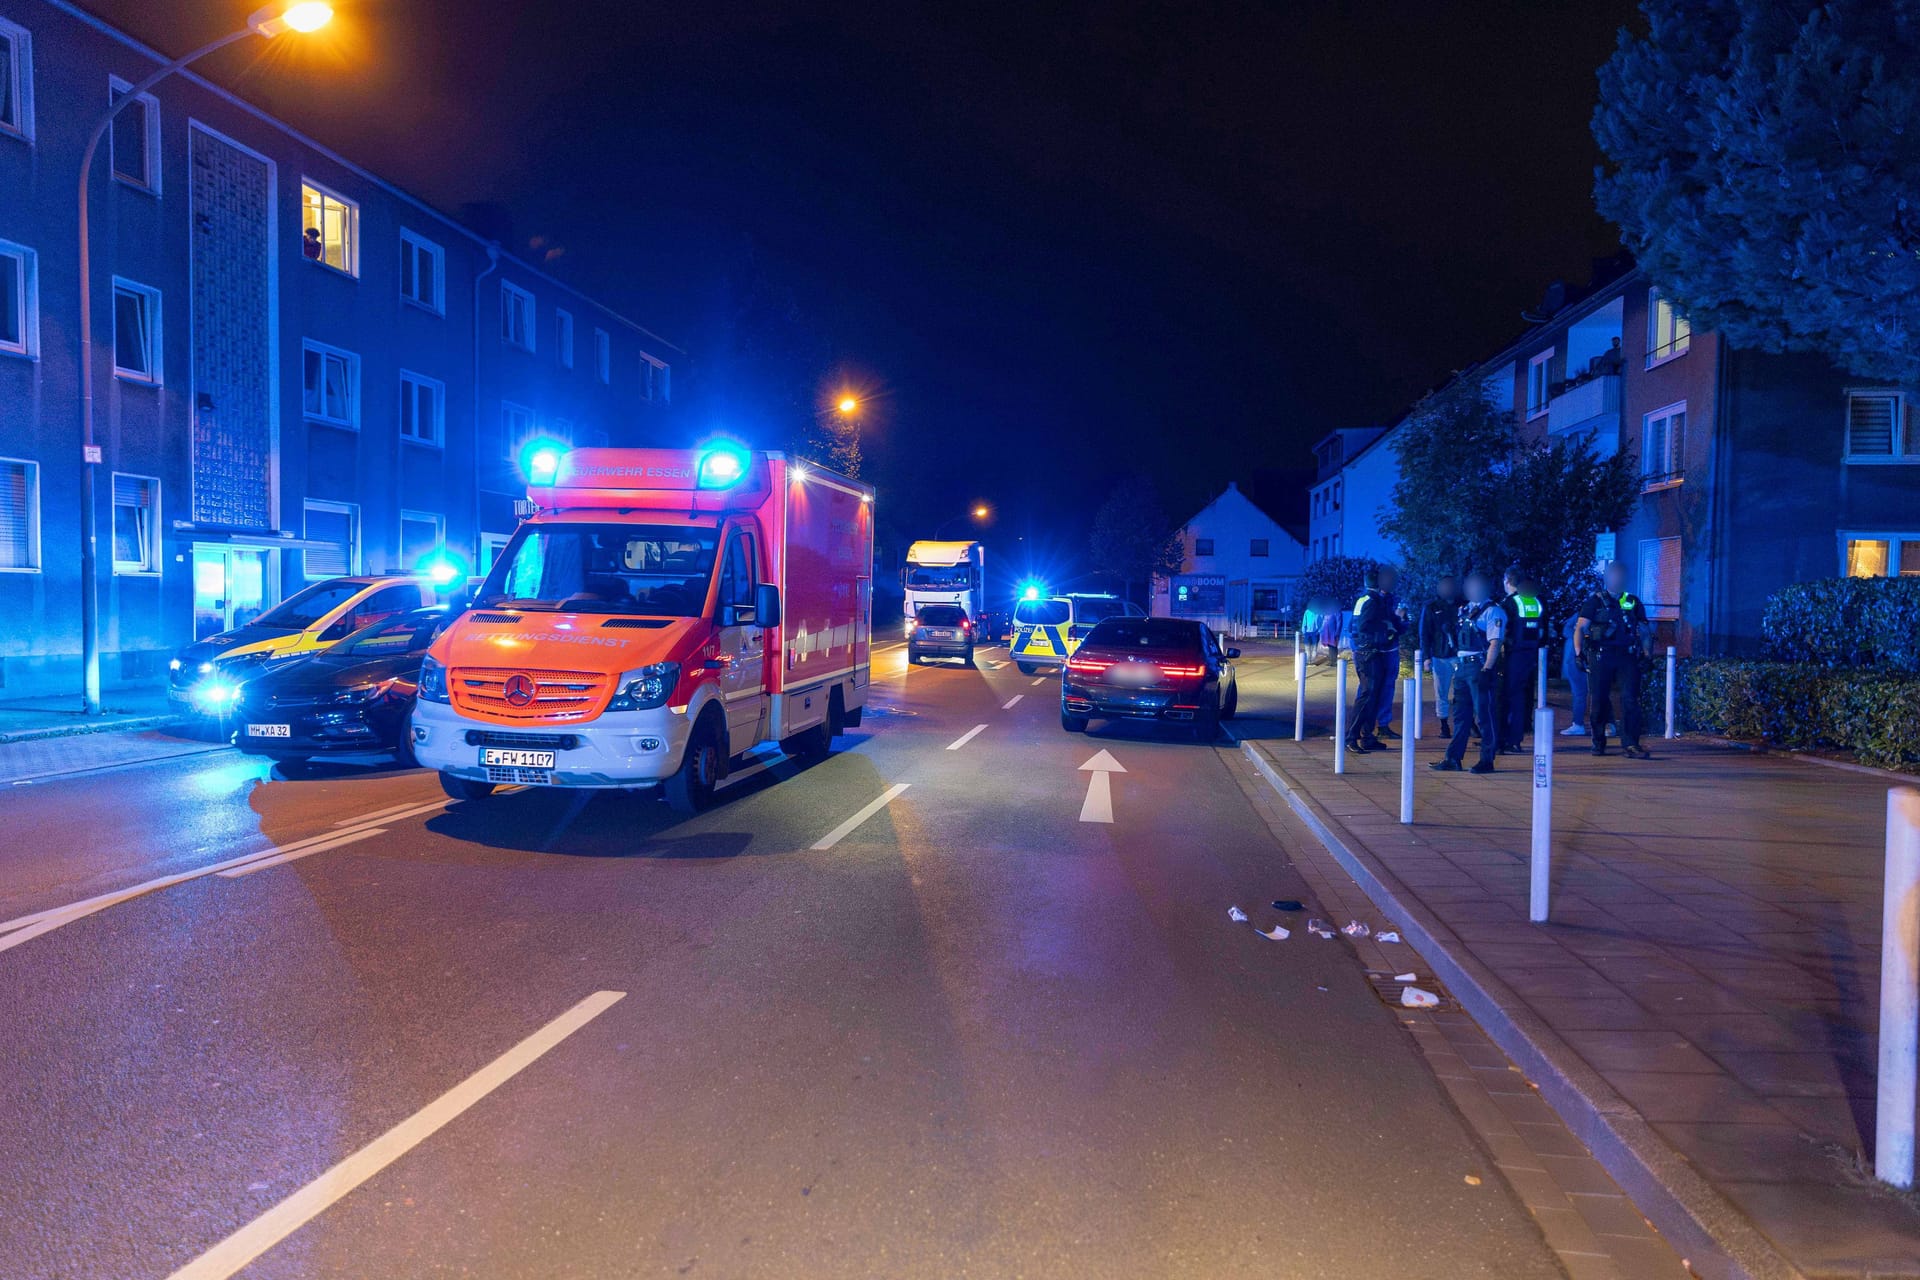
[935,505,990,540]
[73,1,333,713]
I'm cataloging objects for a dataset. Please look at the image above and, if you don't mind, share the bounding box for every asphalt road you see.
[0,643,1563,1279]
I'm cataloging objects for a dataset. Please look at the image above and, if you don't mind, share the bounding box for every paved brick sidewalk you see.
[0,727,224,786]
[1239,695,1920,1279]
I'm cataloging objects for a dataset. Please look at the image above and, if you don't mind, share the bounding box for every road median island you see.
[1241,733,1920,1280]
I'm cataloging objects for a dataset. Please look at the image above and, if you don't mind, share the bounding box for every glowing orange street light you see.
[837,395,859,414]
[250,1,334,35]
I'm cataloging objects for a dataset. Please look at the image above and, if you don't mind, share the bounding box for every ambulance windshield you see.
[475,525,721,617]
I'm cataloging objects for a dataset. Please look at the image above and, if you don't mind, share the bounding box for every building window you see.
[501,281,535,351]
[0,18,33,143]
[1250,538,1270,557]
[1194,537,1214,556]
[1526,349,1554,418]
[0,239,36,358]
[556,308,574,369]
[1641,402,1686,490]
[399,371,444,446]
[639,356,669,401]
[1843,533,1920,578]
[108,78,160,192]
[111,472,159,574]
[1646,288,1690,366]
[399,510,443,573]
[303,500,358,580]
[1639,536,1681,621]
[300,181,357,274]
[480,532,511,573]
[501,401,534,460]
[112,278,161,384]
[0,457,39,571]
[398,229,443,314]
[594,327,610,384]
[1845,390,1917,462]
[301,341,358,428]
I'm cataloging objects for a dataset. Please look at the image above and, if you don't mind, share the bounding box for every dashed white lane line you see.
[165,990,628,1280]
[811,783,912,851]
[1001,695,1023,710]
[945,724,989,751]
[1030,676,1047,686]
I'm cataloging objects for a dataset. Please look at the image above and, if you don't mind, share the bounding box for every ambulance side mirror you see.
[755,584,781,628]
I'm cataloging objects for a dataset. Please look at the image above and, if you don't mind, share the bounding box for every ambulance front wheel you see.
[439,772,495,802]
[667,713,724,814]
[1017,661,1038,675]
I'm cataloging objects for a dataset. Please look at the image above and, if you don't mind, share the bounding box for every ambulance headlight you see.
[418,655,450,704]
[607,662,680,712]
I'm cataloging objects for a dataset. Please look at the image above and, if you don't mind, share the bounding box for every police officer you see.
[1346,565,1406,755]
[1575,560,1654,759]
[1499,566,1547,753]
[1417,574,1463,738]
[1430,571,1504,775]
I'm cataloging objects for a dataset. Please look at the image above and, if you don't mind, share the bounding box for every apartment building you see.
[0,0,677,697]
[1305,426,1384,562]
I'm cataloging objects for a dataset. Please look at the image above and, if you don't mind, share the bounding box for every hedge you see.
[1679,658,1920,770]
[1762,577,1920,674]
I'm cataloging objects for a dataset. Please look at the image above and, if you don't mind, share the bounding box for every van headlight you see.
[607,662,679,712]
[418,655,450,703]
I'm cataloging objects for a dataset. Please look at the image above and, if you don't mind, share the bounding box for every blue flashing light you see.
[519,437,570,485]
[418,552,466,587]
[697,444,751,488]
[1020,583,1042,602]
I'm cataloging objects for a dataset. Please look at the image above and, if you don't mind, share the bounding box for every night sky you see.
[99,0,1638,574]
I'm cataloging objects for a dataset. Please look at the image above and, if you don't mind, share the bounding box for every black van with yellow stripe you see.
[1009,593,1143,674]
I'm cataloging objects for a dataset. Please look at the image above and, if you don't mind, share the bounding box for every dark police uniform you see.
[1581,589,1651,752]
[1499,590,1547,750]
[1444,599,1505,771]
[1347,586,1405,750]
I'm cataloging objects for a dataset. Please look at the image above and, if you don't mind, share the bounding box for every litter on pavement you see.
[1307,919,1335,939]
[1376,931,1402,943]
[1228,906,1249,923]
[1400,987,1440,1008]
[1270,899,1304,912]
[1259,924,1290,941]
[1341,920,1370,937]
[1394,972,1417,982]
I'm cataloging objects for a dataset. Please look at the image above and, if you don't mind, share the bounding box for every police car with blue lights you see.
[1007,590,1143,675]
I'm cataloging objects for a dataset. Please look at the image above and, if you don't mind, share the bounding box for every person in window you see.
[303,226,324,261]
[1596,337,1624,376]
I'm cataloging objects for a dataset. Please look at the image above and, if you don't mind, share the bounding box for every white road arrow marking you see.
[1078,749,1126,823]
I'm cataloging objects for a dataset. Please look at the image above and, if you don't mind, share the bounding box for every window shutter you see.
[305,508,351,577]
[1848,393,1897,456]
[0,460,29,569]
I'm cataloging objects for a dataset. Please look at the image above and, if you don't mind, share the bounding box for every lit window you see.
[399,510,443,572]
[1194,538,1214,556]
[501,281,535,351]
[556,308,574,368]
[0,456,39,571]
[302,500,358,580]
[111,473,159,574]
[1250,539,1270,557]
[112,278,161,384]
[0,18,32,142]
[1844,534,1920,578]
[1639,536,1681,621]
[399,371,444,446]
[300,181,357,274]
[302,341,358,427]
[0,239,36,358]
[1641,402,1686,489]
[594,328,610,384]
[399,229,443,314]
[501,401,533,460]
[1845,390,1917,462]
[1526,349,1555,417]
[108,78,159,191]
[1646,288,1690,365]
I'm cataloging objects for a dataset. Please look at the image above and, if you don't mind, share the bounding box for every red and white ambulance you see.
[410,444,874,812]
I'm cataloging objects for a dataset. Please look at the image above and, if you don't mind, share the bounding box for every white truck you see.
[902,540,986,635]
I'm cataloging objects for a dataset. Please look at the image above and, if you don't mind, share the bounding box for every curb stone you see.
[0,714,182,745]
[1241,739,1804,1280]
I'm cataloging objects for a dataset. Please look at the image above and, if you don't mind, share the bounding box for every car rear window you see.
[916,605,966,625]
[1014,599,1070,626]
[1084,618,1201,650]
[1071,596,1126,623]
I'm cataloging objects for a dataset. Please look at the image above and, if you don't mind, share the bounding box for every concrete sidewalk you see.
[1239,679,1920,1279]
[0,688,179,743]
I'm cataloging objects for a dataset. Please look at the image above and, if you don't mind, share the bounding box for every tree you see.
[1593,0,1920,382]
[1292,555,1380,617]
[1088,476,1184,604]
[1381,378,1638,624]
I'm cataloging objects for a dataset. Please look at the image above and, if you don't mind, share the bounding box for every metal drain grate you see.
[486,766,553,784]
[1366,970,1447,1009]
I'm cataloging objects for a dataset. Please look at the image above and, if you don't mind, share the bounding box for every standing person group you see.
[1575,560,1655,759]
[1344,566,1408,755]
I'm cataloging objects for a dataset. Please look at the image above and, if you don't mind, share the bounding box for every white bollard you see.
[1400,678,1416,824]
[1334,655,1348,775]
[1664,645,1677,739]
[1293,650,1306,743]
[1878,787,1920,1188]
[1529,706,1554,923]
[1412,649,1424,740]
[1537,646,1549,709]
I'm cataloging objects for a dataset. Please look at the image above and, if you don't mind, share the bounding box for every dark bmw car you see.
[1060,617,1238,738]
[231,607,453,766]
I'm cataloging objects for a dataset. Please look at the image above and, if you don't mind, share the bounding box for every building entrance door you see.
[191,545,267,639]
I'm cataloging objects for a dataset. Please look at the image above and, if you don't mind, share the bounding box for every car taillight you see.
[960,619,971,632]
[1065,657,1112,674]
[1157,664,1206,679]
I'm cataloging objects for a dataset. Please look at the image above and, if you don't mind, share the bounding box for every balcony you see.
[1545,373,1621,455]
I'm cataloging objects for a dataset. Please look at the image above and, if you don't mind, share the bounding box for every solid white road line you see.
[811,783,911,851]
[1002,695,1023,710]
[945,724,988,751]
[165,990,628,1280]
[216,827,389,878]
[1079,772,1114,824]
[333,799,438,827]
